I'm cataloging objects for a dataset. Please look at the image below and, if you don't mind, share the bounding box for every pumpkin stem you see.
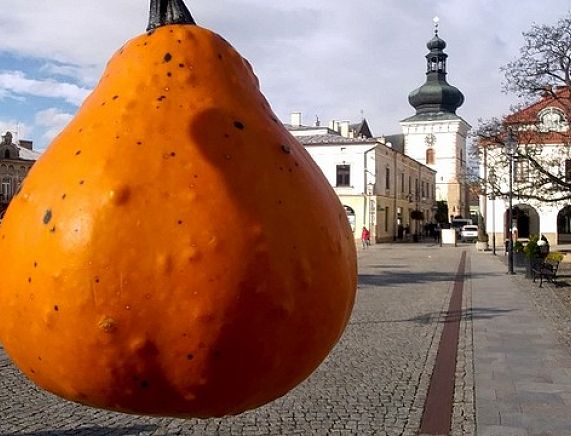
[147,0,196,31]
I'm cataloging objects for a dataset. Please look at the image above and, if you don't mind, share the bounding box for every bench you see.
[531,258,560,287]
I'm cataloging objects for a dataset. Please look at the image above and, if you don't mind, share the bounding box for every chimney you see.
[290,112,302,127]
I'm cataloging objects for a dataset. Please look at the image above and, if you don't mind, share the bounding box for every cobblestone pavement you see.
[0,243,475,435]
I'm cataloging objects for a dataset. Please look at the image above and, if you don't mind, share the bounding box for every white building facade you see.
[287,114,436,243]
[479,90,571,248]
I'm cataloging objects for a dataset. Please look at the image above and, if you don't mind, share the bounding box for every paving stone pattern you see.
[0,244,473,435]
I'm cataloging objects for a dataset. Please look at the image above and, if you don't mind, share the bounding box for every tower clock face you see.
[424,133,436,147]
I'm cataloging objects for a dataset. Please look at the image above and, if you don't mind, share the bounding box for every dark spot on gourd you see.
[167,72,172,77]
[272,117,278,123]
[43,210,52,224]
[79,180,85,185]
[137,141,143,145]
[224,134,229,139]
[101,102,106,106]
[281,145,291,154]
[170,152,176,157]
[112,95,119,100]
[147,29,155,36]
[157,96,166,101]
[234,121,245,130]
[213,350,222,359]
[30,368,35,374]
[177,39,182,44]
[95,277,100,284]
[50,226,56,233]
[28,277,31,284]
[187,353,194,360]
[38,356,42,361]
[178,63,185,68]
[75,150,81,156]
[33,261,38,268]
[177,220,183,225]
[140,380,150,389]
[218,54,223,60]
[163,52,172,62]
[54,305,59,311]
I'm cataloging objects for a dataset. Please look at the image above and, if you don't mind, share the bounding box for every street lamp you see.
[506,129,516,274]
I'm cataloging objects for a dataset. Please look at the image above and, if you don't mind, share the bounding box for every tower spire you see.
[407,19,464,116]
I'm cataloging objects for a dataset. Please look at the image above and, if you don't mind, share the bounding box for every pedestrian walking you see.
[361,226,371,249]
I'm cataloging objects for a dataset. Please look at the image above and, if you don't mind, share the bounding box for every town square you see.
[2,0,571,435]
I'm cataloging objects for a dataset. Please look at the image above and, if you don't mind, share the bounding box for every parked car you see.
[460,225,479,242]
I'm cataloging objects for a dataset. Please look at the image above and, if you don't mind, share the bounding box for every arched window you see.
[538,107,568,132]
[426,148,435,165]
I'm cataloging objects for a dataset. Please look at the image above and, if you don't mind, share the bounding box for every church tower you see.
[400,18,471,221]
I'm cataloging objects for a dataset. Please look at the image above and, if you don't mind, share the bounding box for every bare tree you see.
[476,12,571,203]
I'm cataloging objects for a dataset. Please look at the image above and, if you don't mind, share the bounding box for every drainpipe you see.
[364,145,377,239]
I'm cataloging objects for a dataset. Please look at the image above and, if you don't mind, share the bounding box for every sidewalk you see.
[470,250,571,436]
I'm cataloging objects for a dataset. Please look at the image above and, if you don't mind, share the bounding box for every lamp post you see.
[506,129,516,274]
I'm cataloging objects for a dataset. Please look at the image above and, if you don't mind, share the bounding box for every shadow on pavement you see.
[5,424,158,436]
[350,307,515,326]
[358,272,504,287]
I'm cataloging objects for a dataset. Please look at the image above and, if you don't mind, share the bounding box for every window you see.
[421,181,425,198]
[336,164,350,187]
[385,168,390,191]
[415,179,419,199]
[515,159,529,183]
[408,176,412,194]
[401,173,405,193]
[426,148,435,165]
[1,177,11,201]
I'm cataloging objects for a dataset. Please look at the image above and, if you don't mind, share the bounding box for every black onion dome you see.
[408,28,464,116]
[427,34,446,51]
[408,80,464,115]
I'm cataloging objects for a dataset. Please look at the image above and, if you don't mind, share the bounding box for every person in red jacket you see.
[361,226,371,249]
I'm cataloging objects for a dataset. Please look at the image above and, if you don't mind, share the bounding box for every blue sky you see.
[0,0,570,152]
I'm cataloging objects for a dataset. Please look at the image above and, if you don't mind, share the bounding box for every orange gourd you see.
[0,0,356,418]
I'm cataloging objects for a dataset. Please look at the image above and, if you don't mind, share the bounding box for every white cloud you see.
[0,0,570,141]
[0,71,91,106]
[34,108,73,149]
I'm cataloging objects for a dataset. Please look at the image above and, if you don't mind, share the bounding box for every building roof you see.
[295,133,378,146]
[17,145,41,161]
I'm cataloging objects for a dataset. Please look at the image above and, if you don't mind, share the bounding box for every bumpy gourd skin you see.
[0,25,357,418]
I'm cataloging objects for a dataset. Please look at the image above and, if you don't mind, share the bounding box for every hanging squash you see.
[0,0,357,418]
